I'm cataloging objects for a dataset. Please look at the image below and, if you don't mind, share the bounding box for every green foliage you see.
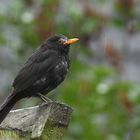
[58,64,139,140]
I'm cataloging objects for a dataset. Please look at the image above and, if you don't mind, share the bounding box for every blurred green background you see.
[0,0,140,139]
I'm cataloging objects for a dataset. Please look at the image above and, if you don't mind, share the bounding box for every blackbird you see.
[0,34,79,124]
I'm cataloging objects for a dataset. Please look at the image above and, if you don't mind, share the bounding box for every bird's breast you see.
[55,59,69,74]
[33,57,69,89]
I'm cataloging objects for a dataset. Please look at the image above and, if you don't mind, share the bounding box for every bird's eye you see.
[58,39,65,44]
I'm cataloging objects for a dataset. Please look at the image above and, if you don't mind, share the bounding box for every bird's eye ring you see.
[58,39,65,44]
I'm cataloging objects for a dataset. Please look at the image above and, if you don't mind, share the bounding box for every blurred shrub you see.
[0,0,140,140]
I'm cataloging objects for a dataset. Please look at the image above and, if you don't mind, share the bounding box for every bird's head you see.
[46,35,79,54]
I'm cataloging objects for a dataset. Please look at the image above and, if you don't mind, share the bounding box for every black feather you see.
[0,35,71,124]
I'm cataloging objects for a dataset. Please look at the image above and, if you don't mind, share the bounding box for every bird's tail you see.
[0,93,20,124]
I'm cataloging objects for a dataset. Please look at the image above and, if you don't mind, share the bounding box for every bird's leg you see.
[36,93,52,103]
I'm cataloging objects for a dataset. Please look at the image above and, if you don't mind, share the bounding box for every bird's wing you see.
[13,49,59,93]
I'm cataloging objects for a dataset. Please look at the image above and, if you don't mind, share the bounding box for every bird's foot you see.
[36,93,53,103]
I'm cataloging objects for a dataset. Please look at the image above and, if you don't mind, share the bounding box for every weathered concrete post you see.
[0,102,73,140]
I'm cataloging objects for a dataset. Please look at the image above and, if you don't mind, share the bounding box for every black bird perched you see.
[0,34,79,124]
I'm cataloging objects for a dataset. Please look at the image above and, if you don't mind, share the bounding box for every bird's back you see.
[13,45,69,96]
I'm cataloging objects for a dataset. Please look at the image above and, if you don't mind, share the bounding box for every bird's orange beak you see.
[64,38,79,45]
